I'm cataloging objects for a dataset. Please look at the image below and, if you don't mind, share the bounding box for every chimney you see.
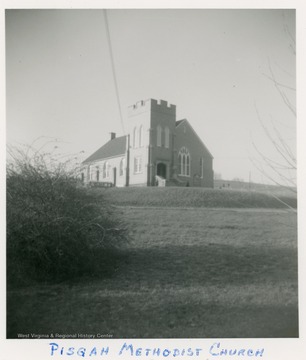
[110,132,116,140]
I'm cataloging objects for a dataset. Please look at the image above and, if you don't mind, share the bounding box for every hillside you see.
[8,204,298,338]
[100,187,297,209]
[214,179,296,197]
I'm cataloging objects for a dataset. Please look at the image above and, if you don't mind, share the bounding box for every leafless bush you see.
[7,144,129,286]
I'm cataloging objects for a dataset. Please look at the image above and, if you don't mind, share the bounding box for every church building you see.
[81,99,214,187]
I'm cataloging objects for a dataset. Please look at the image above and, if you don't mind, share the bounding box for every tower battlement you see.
[151,99,176,113]
[128,99,176,117]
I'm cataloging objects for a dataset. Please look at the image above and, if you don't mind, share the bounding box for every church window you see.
[186,156,190,176]
[133,127,137,148]
[165,126,170,148]
[178,153,182,175]
[157,125,162,147]
[178,147,191,176]
[139,125,143,147]
[134,157,142,173]
[120,158,124,176]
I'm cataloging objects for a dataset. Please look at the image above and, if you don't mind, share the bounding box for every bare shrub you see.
[7,144,129,286]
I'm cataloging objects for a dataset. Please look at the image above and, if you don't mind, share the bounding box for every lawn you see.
[7,205,298,338]
[102,186,297,209]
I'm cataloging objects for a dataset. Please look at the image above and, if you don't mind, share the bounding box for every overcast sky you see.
[6,8,296,185]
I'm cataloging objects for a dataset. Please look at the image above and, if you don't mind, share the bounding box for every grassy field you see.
[102,187,297,209]
[7,201,298,338]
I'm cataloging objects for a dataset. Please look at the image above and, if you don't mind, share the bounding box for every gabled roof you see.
[83,135,127,164]
[176,119,186,127]
[176,118,213,158]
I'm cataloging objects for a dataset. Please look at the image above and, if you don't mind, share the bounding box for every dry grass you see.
[102,187,297,209]
[7,206,298,338]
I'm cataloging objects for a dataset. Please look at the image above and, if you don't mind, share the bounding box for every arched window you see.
[165,126,170,148]
[178,153,182,175]
[133,127,137,148]
[157,125,162,147]
[178,147,191,176]
[186,156,190,176]
[139,125,143,147]
[120,158,124,176]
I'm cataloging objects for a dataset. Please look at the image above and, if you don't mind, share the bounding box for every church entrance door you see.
[157,163,167,179]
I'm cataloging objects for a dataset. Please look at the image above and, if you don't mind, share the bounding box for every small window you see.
[96,169,100,181]
[157,125,162,147]
[134,157,142,173]
[165,127,170,148]
[120,158,124,176]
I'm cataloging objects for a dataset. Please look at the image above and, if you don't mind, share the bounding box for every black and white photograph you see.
[3,2,305,359]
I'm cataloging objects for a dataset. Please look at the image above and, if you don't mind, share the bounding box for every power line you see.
[103,10,125,134]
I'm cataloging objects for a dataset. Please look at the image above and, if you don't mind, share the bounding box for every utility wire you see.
[103,10,125,134]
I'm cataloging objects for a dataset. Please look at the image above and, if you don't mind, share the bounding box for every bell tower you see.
[127,99,176,186]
